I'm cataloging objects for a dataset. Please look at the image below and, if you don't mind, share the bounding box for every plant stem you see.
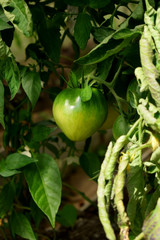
[127,117,142,138]
[129,143,152,157]
[89,77,127,115]
[14,203,31,211]
[110,58,124,89]
[134,232,145,240]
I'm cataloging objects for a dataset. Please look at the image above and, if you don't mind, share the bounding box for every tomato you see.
[112,115,130,140]
[52,88,108,141]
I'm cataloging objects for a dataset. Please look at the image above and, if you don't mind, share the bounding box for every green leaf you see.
[0,17,13,31]
[136,26,160,107]
[31,125,55,142]
[0,158,20,177]
[11,212,36,240]
[69,71,79,88]
[0,6,10,22]
[56,204,77,227]
[0,182,15,217]
[76,37,131,65]
[80,86,92,102]
[0,33,11,58]
[150,147,160,164]
[113,28,142,40]
[74,13,92,50]
[131,0,144,20]
[0,0,33,37]
[79,152,101,181]
[120,0,144,29]
[63,0,86,6]
[92,27,115,43]
[22,71,41,109]
[156,8,160,32]
[30,199,44,228]
[5,153,38,170]
[127,151,146,234]
[45,143,59,158]
[24,153,62,228]
[58,132,75,149]
[72,64,96,82]
[37,13,61,63]
[96,57,114,81]
[145,187,160,218]
[142,198,160,239]
[3,57,20,99]
[0,81,5,128]
[88,0,111,8]
[64,0,111,8]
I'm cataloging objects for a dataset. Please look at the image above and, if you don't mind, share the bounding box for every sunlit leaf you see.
[4,57,20,99]
[0,0,33,37]
[0,33,11,58]
[0,18,13,31]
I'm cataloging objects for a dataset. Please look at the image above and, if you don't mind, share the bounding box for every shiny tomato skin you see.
[52,88,108,141]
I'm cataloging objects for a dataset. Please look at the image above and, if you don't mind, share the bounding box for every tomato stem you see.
[89,77,127,116]
[60,74,73,88]
[110,57,124,89]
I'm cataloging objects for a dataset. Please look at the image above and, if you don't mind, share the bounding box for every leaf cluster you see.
[0,0,159,239]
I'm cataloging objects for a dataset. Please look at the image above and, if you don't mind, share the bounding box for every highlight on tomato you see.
[52,87,108,141]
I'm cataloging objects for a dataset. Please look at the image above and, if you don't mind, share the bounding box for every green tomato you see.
[112,115,130,140]
[52,88,108,141]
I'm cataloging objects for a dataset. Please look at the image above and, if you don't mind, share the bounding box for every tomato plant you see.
[99,100,119,130]
[0,0,160,239]
[112,115,130,140]
[53,87,108,141]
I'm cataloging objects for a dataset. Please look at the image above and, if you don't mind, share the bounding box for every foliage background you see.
[0,0,160,239]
